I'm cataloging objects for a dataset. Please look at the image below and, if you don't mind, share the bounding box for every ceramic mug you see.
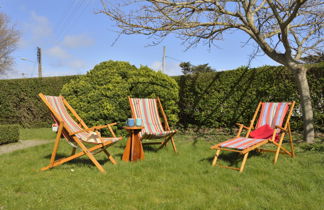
[135,118,142,126]
[127,118,135,127]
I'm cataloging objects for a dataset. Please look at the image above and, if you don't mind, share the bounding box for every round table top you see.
[123,126,144,130]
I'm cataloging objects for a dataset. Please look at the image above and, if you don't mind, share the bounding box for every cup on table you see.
[127,118,135,127]
[135,118,142,126]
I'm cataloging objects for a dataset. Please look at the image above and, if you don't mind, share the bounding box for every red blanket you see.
[249,124,279,142]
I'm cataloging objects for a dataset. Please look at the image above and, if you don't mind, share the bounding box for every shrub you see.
[61,60,179,130]
[0,76,77,128]
[0,124,19,144]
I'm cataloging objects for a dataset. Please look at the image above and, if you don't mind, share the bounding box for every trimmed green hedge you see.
[177,63,324,132]
[0,76,77,127]
[0,124,19,144]
[0,62,322,134]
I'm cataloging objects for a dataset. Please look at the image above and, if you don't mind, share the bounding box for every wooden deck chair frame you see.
[211,101,295,173]
[128,97,177,152]
[39,93,122,173]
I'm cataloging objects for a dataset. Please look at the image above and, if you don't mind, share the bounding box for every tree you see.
[302,52,324,64]
[99,0,323,143]
[180,62,215,74]
[0,13,19,75]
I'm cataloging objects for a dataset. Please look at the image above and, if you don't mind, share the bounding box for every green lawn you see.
[1,130,323,209]
[20,128,56,140]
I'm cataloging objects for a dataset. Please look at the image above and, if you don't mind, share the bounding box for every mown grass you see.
[1,131,323,209]
[20,127,56,140]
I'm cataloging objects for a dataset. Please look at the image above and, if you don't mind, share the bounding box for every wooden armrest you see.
[236,123,251,130]
[275,125,286,132]
[71,123,118,135]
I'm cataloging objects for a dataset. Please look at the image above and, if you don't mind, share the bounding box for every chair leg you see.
[158,134,175,150]
[170,137,177,153]
[212,149,221,166]
[239,152,249,173]
[49,124,63,167]
[102,148,117,165]
[74,139,106,173]
[288,123,295,157]
[274,136,285,164]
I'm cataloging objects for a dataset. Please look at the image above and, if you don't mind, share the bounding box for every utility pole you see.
[162,46,166,73]
[37,47,42,78]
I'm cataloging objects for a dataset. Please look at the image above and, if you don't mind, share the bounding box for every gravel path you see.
[0,140,52,155]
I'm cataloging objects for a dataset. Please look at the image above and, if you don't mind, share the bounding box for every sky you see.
[0,0,278,79]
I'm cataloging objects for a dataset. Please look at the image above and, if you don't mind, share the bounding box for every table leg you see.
[122,136,132,162]
[132,134,144,161]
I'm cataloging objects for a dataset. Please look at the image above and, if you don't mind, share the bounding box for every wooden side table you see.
[122,126,144,162]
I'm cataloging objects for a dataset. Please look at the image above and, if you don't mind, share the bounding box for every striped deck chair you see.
[39,93,122,173]
[211,101,295,173]
[129,97,177,152]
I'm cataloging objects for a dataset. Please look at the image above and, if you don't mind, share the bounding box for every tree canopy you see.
[99,0,324,142]
[0,13,19,75]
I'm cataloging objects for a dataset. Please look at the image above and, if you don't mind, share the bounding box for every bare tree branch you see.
[0,13,19,75]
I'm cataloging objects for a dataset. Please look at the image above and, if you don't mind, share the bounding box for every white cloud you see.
[46,45,86,70]
[67,59,86,69]
[29,11,52,40]
[47,46,71,60]
[62,34,94,48]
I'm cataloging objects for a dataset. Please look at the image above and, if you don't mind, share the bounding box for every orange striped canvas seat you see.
[45,96,120,144]
[219,102,290,150]
[218,137,267,150]
[39,93,122,173]
[255,102,289,131]
[211,101,295,173]
[130,98,176,140]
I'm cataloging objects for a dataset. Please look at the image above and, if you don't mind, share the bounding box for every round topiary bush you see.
[61,60,179,130]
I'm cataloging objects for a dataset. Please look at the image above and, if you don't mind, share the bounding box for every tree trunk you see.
[290,65,315,143]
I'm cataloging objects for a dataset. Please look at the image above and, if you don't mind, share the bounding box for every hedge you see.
[0,124,19,144]
[0,76,77,127]
[0,63,322,133]
[177,63,324,133]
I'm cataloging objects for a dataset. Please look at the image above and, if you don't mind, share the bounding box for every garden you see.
[0,60,323,209]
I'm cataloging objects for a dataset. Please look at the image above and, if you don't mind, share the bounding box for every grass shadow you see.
[202,150,262,167]
[44,153,110,166]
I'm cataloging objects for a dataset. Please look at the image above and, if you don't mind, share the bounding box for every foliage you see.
[178,63,324,133]
[0,76,77,127]
[180,62,215,75]
[0,62,322,135]
[61,60,179,129]
[100,0,323,143]
[0,124,19,144]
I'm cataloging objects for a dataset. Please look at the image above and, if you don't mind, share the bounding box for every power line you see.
[54,0,91,44]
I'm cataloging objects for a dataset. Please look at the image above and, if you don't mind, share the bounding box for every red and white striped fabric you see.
[45,95,120,144]
[130,98,176,140]
[256,102,289,131]
[218,137,267,150]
